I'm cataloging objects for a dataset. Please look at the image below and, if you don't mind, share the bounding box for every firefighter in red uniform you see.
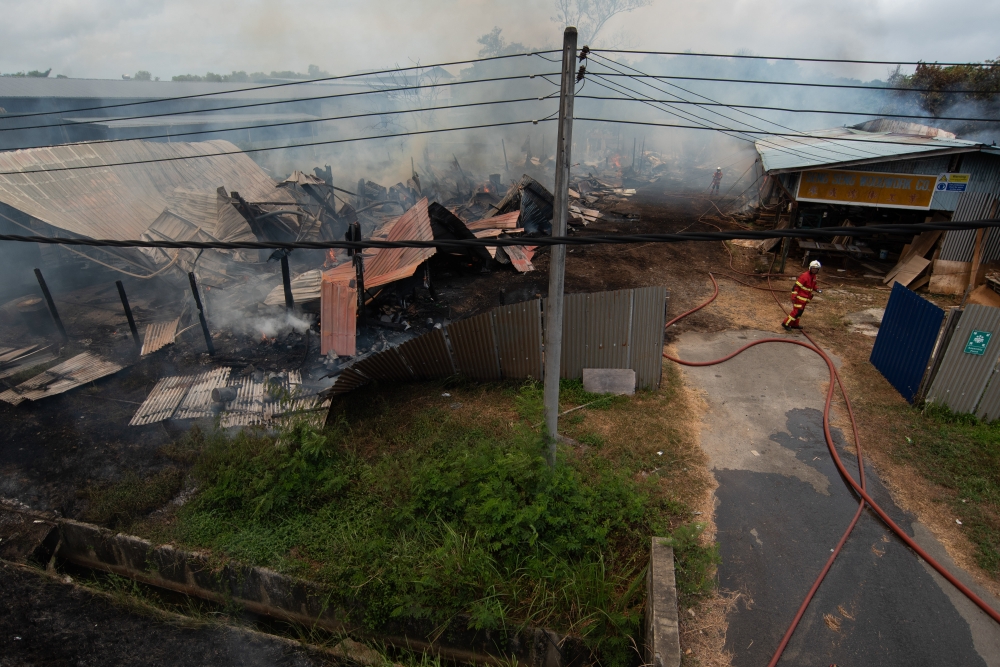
[782,260,821,330]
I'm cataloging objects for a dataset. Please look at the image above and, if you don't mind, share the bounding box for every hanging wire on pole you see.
[0,51,562,122]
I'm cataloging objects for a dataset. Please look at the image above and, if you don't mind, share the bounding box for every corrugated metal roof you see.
[926,305,1000,414]
[130,370,222,426]
[467,211,520,231]
[505,245,536,272]
[174,367,232,419]
[0,352,123,405]
[494,299,543,379]
[320,279,357,357]
[0,139,288,240]
[65,113,320,129]
[353,347,415,382]
[363,198,435,283]
[756,126,994,174]
[141,318,180,356]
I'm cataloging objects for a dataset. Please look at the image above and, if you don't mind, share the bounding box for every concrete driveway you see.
[676,330,1000,667]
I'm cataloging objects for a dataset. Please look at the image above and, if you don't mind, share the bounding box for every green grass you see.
[84,467,184,529]
[898,403,1000,573]
[149,376,714,667]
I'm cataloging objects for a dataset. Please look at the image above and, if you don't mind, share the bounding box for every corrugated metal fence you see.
[926,304,1000,416]
[326,286,668,395]
[870,283,945,403]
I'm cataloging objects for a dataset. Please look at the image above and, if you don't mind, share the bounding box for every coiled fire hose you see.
[661,273,1000,665]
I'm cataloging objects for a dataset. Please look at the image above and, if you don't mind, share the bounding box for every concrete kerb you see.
[0,502,587,667]
[645,538,681,667]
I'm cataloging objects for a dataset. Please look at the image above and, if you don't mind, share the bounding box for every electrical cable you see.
[596,72,1000,95]
[0,72,560,134]
[0,94,558,152]
[1,220,999,251]
[575,116,1000,147]
[575,96,1000,124]
[588,54,886,162]
[0,51,561,121]
[661,274,1000,664]
[0,117,558,175]
[590,49,996,67]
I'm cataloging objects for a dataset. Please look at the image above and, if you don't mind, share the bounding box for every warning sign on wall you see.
[795,169,939,210]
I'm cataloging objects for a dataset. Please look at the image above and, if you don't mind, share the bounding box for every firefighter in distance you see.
[783,260,821,330]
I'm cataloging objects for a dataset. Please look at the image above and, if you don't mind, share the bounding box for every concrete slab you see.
[676,329,1000,667]
[582,368,635,395]
[646,539,681,667]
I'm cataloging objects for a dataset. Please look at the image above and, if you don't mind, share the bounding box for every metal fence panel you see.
[584,289,633,370]
[870,283,944,403]
[630,286,668,388]
[446,311,502,381]
[494,299,543,379]
[927,304,1000,413]
[976,370,1000,422]
[397,328,454,380]
[353,347,414,383]
[558,292,591,380]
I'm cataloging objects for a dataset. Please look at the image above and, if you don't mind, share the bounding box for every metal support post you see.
[115,280,141,351]
[542,26,578,467]
[33,268,67,343]
[187,272,215,355]
[280,254,294,310]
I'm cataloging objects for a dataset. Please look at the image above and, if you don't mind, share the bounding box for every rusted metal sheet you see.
[558,292,592,380]
[494,299,543,379]
[363,198,436,284]
[629,286,668,389]
[141,318,180,356]
[927,304,1000,414]
[446,311,501,381]
[467,211,520,230]
[505,245,536,272]
[397,328,454,379]
[174,367,231,420]
[320,278,357,357]
[353,347,414,383]
[0,352,123,405]
[584,289,633,370]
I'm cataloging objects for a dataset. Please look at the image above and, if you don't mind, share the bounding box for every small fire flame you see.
[324,249,338,267]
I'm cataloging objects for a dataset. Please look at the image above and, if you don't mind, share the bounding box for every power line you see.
[0,117,557,175]
[590,49,996,67]
[1,95,558,152]
[589,54,885,161]
[597,72,1000,95]
[0,51,561,121]
[1,221,998,252]
[586,60,877,163]
[575,116,999,147]
[0,72,559,134]
[576,96,1000,123]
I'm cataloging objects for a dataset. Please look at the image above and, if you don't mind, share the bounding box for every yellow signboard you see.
[796,169,939,210]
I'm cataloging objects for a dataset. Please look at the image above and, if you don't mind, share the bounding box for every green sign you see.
[964,330,992,356]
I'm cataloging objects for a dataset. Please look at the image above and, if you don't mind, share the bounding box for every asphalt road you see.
[676,330,1000,667]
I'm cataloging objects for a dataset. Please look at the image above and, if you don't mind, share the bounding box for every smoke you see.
[251,311,313,338]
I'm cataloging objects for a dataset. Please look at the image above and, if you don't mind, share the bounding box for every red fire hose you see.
[662,273,1000,665]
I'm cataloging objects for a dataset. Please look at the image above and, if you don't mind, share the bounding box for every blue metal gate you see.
[870,282,945,403]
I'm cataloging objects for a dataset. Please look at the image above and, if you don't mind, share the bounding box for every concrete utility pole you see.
[543,26,578,467]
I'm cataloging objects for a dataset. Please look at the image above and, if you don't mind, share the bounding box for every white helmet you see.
[809,260,821,270]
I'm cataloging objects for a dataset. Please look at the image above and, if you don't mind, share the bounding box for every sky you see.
[2,0,999,82]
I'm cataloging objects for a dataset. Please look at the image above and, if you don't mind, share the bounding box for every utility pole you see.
[543,26,578,467]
